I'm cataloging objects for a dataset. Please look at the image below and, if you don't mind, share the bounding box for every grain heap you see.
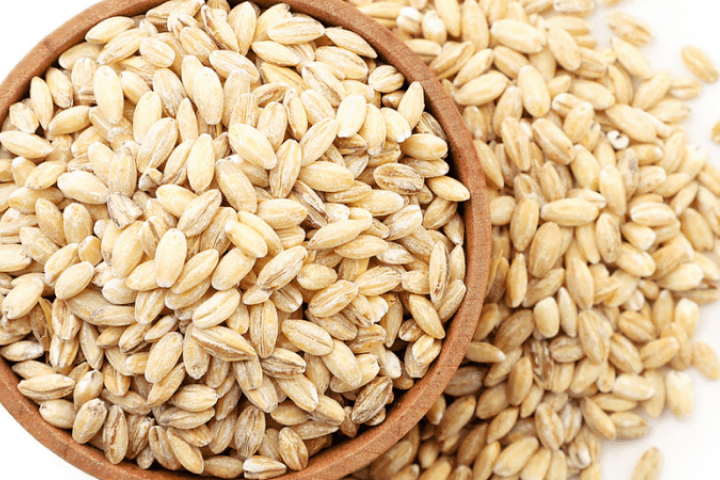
[0,0,471,478]
[340,0,720,479]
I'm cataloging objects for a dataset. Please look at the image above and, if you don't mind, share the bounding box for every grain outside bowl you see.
[0,0,491,479]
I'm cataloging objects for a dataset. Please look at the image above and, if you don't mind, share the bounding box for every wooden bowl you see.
[0,0,491,479]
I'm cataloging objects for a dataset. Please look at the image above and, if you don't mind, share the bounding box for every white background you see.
[0,0,719,479]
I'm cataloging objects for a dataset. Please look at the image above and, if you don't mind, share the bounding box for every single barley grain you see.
[682,46,719,83]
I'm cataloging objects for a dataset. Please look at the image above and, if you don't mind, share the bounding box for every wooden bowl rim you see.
[0,0,491,479]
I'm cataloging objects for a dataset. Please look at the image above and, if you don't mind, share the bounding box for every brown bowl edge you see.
[0,0,492,479]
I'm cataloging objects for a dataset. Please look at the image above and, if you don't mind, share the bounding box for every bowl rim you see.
[0,0,491,479]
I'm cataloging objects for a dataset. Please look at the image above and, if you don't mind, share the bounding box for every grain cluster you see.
[0,0,471,477]
[339,0,720,479]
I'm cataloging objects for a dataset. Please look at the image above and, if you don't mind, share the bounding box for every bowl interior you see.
[0,0,491,479]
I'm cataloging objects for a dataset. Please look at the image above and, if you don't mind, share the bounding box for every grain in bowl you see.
[0,0,475,478]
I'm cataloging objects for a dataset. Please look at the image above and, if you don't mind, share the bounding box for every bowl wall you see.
[0,1,491,479]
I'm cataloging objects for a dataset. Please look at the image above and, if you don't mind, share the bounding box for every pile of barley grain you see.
[0,0,471,478]
[341,0,720,479]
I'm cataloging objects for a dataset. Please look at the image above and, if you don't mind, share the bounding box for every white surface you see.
[0,0,719,479]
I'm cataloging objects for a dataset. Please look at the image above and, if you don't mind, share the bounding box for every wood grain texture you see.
[0,0,491,479]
